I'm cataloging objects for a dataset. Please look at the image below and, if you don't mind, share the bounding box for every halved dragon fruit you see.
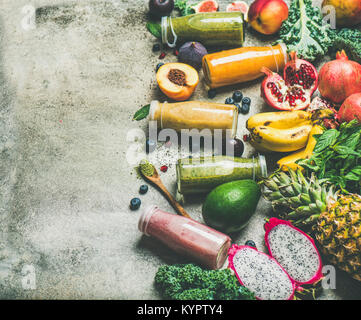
[228,218,323,300]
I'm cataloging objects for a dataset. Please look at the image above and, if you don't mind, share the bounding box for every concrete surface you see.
[0,0,360,299]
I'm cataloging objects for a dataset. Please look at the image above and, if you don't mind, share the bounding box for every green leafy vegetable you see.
[133,104,150,121]
[146,21,161,39]
[298,120,361,194]
[332,28,361,63]
[174,0,195,16]
[278,0,333,61]
[154,264,256,300]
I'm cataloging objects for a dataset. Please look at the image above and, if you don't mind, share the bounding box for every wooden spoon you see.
[141,166,191,219]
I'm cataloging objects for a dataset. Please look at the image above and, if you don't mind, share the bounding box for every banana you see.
[246,111,312,130]
[277,148,306,171]
[277,124,324,171]
[304,124,324,154]
[249,124,312,153]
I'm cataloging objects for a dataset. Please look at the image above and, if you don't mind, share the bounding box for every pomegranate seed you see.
[173,49,179,56]
[243,134,249,142]
[159,52,166,59]
[160,165,168,172]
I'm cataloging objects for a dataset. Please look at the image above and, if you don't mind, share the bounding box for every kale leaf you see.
[278,0,333,61]
[174,0,195,16]
[154,263,256,300]
[332,28,361,63]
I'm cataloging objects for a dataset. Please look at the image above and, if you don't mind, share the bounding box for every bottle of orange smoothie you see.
[202,43,288,89]
[149,100,238,136]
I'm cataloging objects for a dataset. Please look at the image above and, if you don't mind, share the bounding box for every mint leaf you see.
[146,22,161,39]
[313,129,339,153]
[133,104,150,121]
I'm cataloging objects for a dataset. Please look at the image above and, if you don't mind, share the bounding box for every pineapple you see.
[262,169,361,282]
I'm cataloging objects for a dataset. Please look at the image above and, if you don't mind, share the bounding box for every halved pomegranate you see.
[261,52,318,111]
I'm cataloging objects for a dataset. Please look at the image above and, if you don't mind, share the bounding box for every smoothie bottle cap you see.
[148,100,159,121]
[258,154,268,178]
[161,16,177,48]
[138,205,158,236]
[279,42,289,66]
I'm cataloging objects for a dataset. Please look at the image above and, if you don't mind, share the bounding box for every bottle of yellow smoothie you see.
[202,43,288,89]
[148,100,238,136]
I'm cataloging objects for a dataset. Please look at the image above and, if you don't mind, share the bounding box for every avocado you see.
[202,179,261,234]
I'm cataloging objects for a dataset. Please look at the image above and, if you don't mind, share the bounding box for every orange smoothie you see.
[202,43,288,89]
[149,100,238,136]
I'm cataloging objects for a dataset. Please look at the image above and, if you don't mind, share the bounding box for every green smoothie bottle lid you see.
[258,154,268,178]
[161,16,177,48]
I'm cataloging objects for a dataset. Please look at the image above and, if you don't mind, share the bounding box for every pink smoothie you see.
[138,205,231,269]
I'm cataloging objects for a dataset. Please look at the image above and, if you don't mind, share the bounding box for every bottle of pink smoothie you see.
[138,205,231,269]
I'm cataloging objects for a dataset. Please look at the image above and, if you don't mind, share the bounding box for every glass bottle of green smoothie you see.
[176,155,267,195]
[161,12,245,48]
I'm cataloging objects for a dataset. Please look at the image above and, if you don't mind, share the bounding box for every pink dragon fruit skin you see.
[264,218,324,286]
[228,244,296,300]
[228,218,324,300]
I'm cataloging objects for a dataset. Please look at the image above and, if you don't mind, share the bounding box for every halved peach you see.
[156,63,199,101]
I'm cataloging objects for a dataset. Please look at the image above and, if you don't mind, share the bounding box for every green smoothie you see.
[176,155,267,195]
[161,12,245,47]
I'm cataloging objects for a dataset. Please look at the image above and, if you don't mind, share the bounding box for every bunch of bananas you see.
[246,111,325,171]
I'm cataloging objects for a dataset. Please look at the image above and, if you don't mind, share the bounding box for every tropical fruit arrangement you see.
[132,0,361,300]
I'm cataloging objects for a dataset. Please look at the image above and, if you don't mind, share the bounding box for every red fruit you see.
[261,53,318,111]
[192,0,218,13]
[160,165,168,172]
[336,93,361,123]
[248,0,288,35]
[159,52,166,59]
[226,1,249,16]
[228,218,323,300]
[318,50,361,105]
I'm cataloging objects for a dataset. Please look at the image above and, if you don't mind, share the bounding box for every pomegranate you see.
[318,50,361,105]
[261,53,318,111]
[336,93,361,123]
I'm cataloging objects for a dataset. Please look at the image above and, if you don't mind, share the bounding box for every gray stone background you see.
[0,0,360,299]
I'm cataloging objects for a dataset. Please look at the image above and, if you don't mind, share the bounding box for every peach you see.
[248,0,289,35]
[156,63,199,101]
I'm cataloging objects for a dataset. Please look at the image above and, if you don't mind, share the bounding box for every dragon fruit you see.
[228,218,323,300]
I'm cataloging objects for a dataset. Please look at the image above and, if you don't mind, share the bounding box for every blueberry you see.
[208,89,217,99]
[242,97,251,105]
[156,62,164,72]
[222,137,244,157]
[152,43,161,52]
[130,198,141,210]
[146,139,157,153]
[232,91,243,102]
[240,103,250,114]
[225,97,234,105]
[139,185,148,194]
[245,240,257,248]
[234,103,241,113]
